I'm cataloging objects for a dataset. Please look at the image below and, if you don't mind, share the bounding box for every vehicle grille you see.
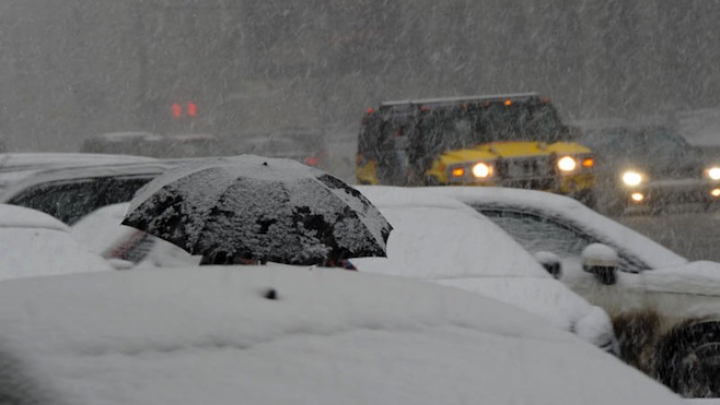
[500,178,556,190]
[497,156,554,180]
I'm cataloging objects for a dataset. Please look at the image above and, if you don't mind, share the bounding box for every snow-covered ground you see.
[0,266,683,405]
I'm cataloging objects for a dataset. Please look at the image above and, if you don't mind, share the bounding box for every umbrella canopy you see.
[122,155,392,265]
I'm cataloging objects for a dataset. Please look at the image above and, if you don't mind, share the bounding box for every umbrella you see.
[122,155,392,265]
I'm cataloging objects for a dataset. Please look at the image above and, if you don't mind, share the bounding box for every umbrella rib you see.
[188,181,243,255]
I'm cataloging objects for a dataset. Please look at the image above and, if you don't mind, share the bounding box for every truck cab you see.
[357,93,596,205]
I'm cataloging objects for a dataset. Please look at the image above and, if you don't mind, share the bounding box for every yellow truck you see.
[357,93,597,206]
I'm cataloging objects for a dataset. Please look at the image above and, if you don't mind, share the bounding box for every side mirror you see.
[581,244,619,285]
[534,251,562,279]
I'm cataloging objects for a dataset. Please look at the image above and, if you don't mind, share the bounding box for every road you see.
[614,207,720,262]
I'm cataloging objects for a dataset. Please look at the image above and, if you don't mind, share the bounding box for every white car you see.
[0,204,114,279]
[0,162,175,225]
[435,186,720,397]
[0,152,157,191]
[0,265,682,405]
[353,186,618,353]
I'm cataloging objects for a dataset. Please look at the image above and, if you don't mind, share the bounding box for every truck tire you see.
[656,321,720,397]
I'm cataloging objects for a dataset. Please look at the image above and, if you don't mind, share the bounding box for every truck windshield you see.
[417,103,567,152]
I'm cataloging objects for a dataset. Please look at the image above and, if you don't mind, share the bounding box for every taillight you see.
[305,156,320,166]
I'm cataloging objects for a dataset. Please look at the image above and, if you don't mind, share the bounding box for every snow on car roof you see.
[0,153,156,171]
[0,162,176,202]
[94,132,164,141]
[0,266,682,405]
[433,187,687,269]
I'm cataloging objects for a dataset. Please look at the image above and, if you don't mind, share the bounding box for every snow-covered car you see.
[80,131,165,155]
[0,152,157,191]
[352,186,618,353]
[81,132,238,158]
[436,186,720,397]
[0,161,176,225]
[153,133,238,158]
[0,204,114,279]
[239,127,328,167]
[0,265,682,405]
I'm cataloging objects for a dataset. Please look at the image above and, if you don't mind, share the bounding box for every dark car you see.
[239,128,328,167]
[578,125,720,214]
[81,132,238,158]
[80,132,165,156]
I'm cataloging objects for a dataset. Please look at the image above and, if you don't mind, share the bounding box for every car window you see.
[479,208,647,273]
[480,209,594,256]
[9,176,154,225]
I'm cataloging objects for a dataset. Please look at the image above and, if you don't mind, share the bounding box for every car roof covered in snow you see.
[0,161,176,202]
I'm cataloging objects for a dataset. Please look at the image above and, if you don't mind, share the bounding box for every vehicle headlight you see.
[557,156,577,172]
[621,170,645,186]
[707,166,720,180]
[472,162,493,178]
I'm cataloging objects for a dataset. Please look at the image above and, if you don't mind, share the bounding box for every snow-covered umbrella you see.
[122,155,392,265]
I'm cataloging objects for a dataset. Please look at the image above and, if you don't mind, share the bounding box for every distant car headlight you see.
[707,166,720,180]
[472,162,493,178]
[621,170,645,187]
[557,156,577,172]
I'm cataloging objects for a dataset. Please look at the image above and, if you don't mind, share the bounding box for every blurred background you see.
[0,0,718,155]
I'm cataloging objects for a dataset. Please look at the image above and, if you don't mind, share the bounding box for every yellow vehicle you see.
[357,93,597,205]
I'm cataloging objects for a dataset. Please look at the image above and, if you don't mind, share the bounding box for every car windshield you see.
[479,208,648,273]
[418,103,567,152]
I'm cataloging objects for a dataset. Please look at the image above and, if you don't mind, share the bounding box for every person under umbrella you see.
[123,155,392,267]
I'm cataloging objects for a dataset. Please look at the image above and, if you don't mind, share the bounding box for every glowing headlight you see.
[707,167,720,180]
[557,156,577,172]
[622,171,644,186]
[472,163,493,178]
